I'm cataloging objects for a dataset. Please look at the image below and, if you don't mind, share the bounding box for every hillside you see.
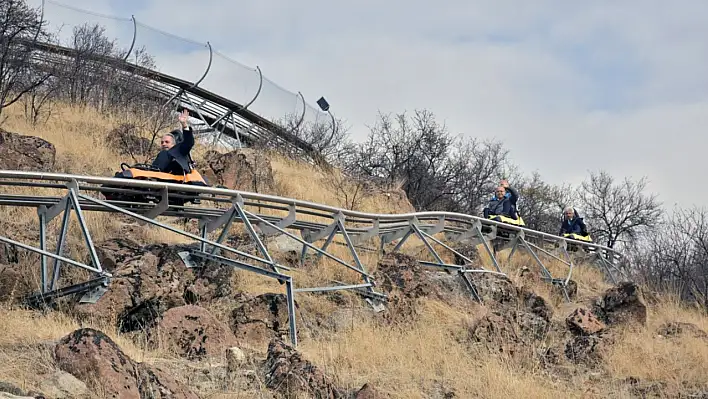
[0,103,706,399]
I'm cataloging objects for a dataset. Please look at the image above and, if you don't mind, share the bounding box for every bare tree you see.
[0,0,52,119]
[324,172,369,211]
[578,170,663,248]
[344,110,458,210]
[633,207,708,309]
[449,138,512,215]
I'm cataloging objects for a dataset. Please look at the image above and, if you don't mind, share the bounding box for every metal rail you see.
[0,171,626,347]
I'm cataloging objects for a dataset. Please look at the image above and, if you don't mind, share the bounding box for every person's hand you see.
[500,179,509,188]
[178,109,189,128]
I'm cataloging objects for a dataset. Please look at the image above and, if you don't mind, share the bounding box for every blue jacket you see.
[152,127,195,175]
[559,209,588,236]
[483,186,519,219]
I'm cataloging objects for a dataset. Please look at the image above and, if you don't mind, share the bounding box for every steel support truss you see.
[0,172,627,348]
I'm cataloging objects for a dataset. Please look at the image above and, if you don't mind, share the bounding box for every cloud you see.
[33,0,708,209]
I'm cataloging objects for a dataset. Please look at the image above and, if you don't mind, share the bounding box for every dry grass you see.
[1,102,708,398]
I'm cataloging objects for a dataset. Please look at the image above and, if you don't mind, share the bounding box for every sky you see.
[28,0,708,209]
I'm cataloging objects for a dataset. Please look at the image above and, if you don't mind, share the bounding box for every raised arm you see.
[176,109,194,156]
[506,186,519,205]
[177,126,194,155]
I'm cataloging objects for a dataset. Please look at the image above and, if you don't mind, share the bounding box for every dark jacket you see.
[152,127,195,174]
[559,209,588,236]
[483,186,519,219]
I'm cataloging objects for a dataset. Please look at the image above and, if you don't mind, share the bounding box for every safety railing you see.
[0,170,626,347]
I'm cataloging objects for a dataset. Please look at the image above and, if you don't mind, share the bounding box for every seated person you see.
[483,179,519,220]
[152,109,194,175]
[559,206,588,236]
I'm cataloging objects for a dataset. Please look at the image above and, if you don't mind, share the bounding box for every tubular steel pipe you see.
[0,170,621,257]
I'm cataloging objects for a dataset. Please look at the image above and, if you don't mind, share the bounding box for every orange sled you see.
[102,163,209,206]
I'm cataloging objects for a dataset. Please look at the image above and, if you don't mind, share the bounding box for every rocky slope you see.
[0,108,706,398]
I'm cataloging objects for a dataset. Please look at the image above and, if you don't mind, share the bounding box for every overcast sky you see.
[30,0,708,209]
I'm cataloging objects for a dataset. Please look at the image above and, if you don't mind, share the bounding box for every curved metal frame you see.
[294,91,307,131]
[123,15,137,61]
[242,66,263,110]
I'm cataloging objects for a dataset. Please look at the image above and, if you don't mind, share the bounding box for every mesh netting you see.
[40,0,135,56]
[199,51,262,108]
[132,22,210,82]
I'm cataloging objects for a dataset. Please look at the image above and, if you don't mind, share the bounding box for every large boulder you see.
[230,293,294,350]
[592,282,647,327]
[566,307,606,336]
[72,239,234,332]
[263,339,346,398]
[199,149,274,192]
[54,328,198,399]
[0,129,55,171]
[149,305,238,360]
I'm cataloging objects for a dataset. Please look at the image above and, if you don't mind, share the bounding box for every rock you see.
[656,322,708,340]
[54,328,198,399]
[450,243,479,266]
[230,293,294,350]
[0,382,26,396]
[37,370,90,398]
[73,239,233,331]
[566,307,606,336]
[375,253,468,304]
[0,266,32,303]
[593,282,647,327]
[519,288,553,322]
[470,273,518,307]
[199,149,274,193]
[469,311,520,353]
[355,383,388,399]
[263,339,346,398]
[150,305,238,360]
[226,347,247,373]
[374,253,473,322]
[564,335,602,365]
[0,129,56,171]
[106,123,153,157]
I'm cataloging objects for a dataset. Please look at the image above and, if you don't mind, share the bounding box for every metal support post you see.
[473,222,501,273]
[233,196,280,274]
[38,208,47,293]
[68,188,102,272]
[51,199,72,291]
[285,277,298,347]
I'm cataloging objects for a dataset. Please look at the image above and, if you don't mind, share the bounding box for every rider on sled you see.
[152,109,195,175]
[559,206,591,242]
[483,179,522,225]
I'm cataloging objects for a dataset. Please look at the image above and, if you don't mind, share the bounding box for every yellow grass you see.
[1,102,708,398]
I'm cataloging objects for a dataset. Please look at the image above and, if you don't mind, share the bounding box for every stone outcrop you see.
[149,305,239,360]
[592,282,647,327]
[54,328,198,399]
[199,149,274,192]
[566,307,606,336]
[72,238,234,331]
[0,129,55,171]
[230,293,293,350]
[263,339,346,398]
